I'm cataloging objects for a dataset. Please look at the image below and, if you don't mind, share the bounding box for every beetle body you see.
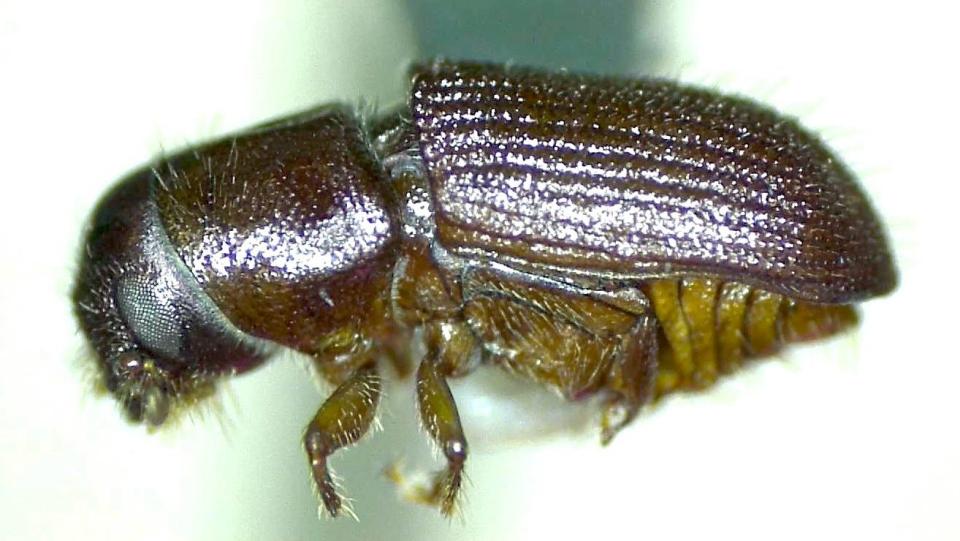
[73,61,896,517]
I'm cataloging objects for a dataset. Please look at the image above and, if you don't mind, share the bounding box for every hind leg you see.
[599,314,658,443]
[460,269,659,443]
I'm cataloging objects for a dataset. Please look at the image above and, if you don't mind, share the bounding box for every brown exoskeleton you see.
[73,61,897,518]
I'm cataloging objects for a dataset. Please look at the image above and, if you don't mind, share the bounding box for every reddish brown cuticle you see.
[73,60,896,519]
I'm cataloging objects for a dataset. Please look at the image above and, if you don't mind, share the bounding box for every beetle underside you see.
[300,242,859,517]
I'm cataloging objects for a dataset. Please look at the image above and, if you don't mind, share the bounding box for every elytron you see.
[73,60,897,517]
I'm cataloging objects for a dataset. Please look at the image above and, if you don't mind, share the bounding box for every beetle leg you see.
[600,314,658,444]
[413,349,469,517]
[406,319,474,516]
[460,269,660,442]
[303,363,381,518]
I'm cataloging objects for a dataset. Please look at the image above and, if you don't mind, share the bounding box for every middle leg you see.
[388,319,475,517]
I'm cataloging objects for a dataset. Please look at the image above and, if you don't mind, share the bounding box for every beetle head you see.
[73,168,261,426]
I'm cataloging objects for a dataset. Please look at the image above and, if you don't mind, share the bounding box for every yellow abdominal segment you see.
[645,278,858,398]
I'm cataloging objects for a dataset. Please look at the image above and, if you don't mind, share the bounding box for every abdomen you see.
[643,278,858,396]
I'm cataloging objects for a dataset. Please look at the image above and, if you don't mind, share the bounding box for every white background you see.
[0,1,956,539]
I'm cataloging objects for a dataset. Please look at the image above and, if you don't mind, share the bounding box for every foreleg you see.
[302,363,381,518]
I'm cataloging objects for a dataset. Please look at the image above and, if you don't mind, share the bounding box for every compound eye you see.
[116,273,184,362]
